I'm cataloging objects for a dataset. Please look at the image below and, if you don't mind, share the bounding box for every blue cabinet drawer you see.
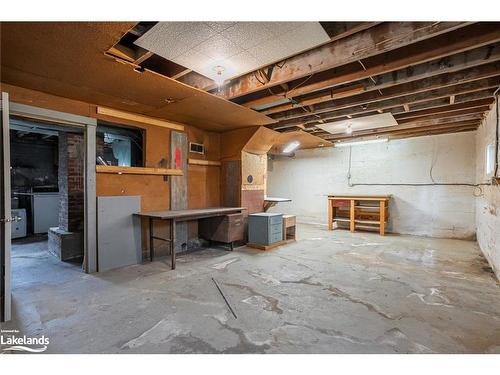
[269,223,282,234]
[269,231,283,244]
[269,216,282,225]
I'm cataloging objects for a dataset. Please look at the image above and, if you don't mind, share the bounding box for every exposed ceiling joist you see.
[324,120,481,141]
[258,42,500,115]
[272,75,500,129]
[270,61,500,122]
[221,22,471,100]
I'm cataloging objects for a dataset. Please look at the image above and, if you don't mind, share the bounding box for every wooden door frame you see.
[1,93,12,322]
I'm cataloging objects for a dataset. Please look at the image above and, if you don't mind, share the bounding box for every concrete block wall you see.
[475,106,500,278]
[58,132,84,232]
[267,132,476,239]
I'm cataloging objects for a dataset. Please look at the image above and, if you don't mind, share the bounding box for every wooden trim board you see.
[96,165,183,176]
[188,158,221,166]
[97,106,185,131]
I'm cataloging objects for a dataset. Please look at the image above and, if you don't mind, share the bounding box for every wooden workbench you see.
[327,195,390,235]
[135,207,246,269]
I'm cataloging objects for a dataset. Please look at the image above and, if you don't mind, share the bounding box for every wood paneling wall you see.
[1,83,221,211]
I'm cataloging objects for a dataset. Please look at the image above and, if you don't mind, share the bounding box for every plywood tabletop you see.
[135,207,246,220]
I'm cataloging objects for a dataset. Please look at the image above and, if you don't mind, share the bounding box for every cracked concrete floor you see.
[1,224,500,353]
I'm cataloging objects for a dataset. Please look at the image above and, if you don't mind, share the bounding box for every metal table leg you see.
[171,219,176,270]
[149,218,154,262]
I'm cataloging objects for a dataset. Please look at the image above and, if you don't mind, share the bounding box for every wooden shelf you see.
[355,205,387,210]
[188,158,221,166]
[333,217,350,222]
[328,195,390,235]
[96,165,183,176]
[355,219,387,225]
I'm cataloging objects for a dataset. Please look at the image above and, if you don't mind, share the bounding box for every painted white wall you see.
[475,106,500,277]
[267,132,477,239]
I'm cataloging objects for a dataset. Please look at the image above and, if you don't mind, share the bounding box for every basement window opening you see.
[96,122,144,167]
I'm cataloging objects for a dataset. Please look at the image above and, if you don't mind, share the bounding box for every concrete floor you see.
[2,224,500,354]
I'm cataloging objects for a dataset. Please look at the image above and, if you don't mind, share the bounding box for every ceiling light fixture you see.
[283,141,300,154]
[335,138,389,148]
[213,65,225,87]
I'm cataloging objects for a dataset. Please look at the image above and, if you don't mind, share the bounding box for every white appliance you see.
[32,193,59,233]
[11,208,27,239]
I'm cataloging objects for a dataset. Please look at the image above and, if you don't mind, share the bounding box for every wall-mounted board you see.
[97,196,141,272]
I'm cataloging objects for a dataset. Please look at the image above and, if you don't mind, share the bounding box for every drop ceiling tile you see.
[248,38,292,65]
[195,35,243,60]
[177,22,218,49]
[317,113,398,135]
[280,23,330,55]
[134,22,216,60]
[260,22,307,36]
[134,23,191,59]
[222,22,274,49]
[176,50,215,73]
[206,21,236,33]
[135,22,331,82]
[226,51,261,75]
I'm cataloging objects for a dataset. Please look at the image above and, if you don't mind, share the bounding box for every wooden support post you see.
[328,198,333,230]
[170,131,188,254]
[379,200,386,236]
[350,199,355,232]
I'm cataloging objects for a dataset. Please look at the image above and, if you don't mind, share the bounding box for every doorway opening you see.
[10,116,86,281]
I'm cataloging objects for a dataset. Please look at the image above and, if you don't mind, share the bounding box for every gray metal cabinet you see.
[248,213,283,245]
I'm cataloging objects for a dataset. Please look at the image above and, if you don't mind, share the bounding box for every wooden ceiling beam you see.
[171,68,193,80]
[305,104,488,135]
[322,120,480,141]
[394,99,493,120]
[388,125,479,141]
[300,90,495,131]
[259,41,500,114]
[394,113,484,126]
[306,124,481,141]
[239,23,500,109]
[270,62,500,122]
[176,70,216,90]
[271,75,500,129]
[221,22,471,100]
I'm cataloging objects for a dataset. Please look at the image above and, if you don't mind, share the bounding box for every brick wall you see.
[58,132,84,232]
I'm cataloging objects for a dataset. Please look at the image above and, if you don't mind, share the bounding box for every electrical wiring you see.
[346,145,493,195]
[288,74,315,93]
[429,137,437,183]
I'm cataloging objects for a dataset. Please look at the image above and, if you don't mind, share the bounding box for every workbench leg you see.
[149,218,154,262]
[379,200,386,236]
[171,219,176,270]
[350,199,355,233]
[328,199,333,230]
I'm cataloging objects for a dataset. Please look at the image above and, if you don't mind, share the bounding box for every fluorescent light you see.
[335,138,389,147]
[283,141,300,153]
